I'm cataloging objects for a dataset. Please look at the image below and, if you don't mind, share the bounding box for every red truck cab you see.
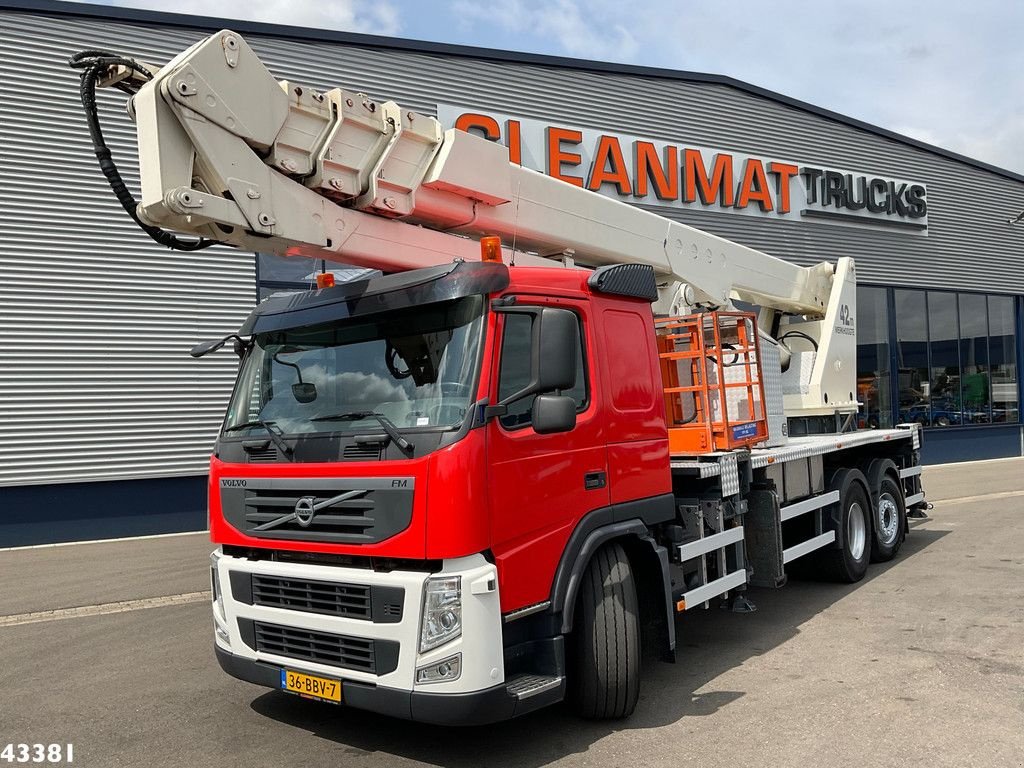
[208,260,676,722]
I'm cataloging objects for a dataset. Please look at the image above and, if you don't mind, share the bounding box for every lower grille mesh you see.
[252,575,371,619]
[254,621,380,673]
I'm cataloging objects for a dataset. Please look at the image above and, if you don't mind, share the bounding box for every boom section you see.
[125,30,833,315]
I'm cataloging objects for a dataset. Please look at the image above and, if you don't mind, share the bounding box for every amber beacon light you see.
[480,235,503,263]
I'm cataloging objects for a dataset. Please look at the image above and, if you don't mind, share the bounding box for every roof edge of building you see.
[9,0,1024,185]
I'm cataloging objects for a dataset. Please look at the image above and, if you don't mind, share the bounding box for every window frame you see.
[494,304,591,432]
[872,283,1021,430]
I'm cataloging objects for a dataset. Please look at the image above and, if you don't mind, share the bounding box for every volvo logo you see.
[250,488,370,532]
[294,496,317,528]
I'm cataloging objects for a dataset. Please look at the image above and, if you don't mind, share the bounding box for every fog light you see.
[416,653,462,684]
[215,621,230,645]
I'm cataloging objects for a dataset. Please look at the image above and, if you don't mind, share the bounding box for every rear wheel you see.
[818,473,872,583]
[870,475,906,562]
[570,541,640,719]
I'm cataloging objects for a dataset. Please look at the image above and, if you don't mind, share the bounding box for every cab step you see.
[506,673,563,700]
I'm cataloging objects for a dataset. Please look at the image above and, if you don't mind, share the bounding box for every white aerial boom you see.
[86,30,858,417]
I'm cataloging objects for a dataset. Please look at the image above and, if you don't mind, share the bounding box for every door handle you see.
[584,471,606,490]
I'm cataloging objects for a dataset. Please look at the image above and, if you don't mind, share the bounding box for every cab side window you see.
[497,311,588,429]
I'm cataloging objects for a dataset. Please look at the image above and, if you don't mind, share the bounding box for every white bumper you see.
[211,549,504,696]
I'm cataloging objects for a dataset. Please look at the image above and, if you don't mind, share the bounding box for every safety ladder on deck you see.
[673,452,750,612]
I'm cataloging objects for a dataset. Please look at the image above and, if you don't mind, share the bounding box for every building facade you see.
[1,0,1021,545]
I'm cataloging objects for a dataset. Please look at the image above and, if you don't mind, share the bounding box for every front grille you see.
[250,621,398,674]
[244,490,376,538]
[252,575,371,619]
[229,571,405,624]
[219,478,415,545]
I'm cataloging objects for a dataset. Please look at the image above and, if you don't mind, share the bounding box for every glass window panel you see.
[958,294,990,423]
[927,291,960,427]
[327,267,381,283]
[257,253,321,284]
[497,314,535,428]
[497,312,588,430]
[224,296,486,434]
[894,289,929,427]
[856,286,891,428]
[258,285,304,301]
[989,296,1019,423]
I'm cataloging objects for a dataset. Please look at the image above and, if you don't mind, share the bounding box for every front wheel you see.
[569,541,640,719]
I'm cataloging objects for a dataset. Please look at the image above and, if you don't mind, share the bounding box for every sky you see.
[97,0,1024,175]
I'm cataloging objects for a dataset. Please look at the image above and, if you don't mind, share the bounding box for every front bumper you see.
[214,643,518,725]
[211,549,523,724]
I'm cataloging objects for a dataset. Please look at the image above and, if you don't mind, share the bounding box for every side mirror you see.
[190,338,227,358]
[536,308,577,393]
[191,335,249,358]
[531,394,576,434]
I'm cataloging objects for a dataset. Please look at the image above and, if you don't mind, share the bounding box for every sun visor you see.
[239,261,509,335]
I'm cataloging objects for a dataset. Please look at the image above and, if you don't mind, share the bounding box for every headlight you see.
[210,550,225,620]
[419,575,461,652]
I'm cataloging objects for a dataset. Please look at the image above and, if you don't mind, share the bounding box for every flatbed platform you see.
[670,426,920,476]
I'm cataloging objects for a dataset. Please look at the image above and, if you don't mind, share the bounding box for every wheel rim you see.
[848,501,867,560]
[877,492,900,546]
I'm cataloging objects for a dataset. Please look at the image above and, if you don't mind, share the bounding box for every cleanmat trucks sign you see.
[438,105,928,233]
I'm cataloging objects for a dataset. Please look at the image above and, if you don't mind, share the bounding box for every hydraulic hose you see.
[69,50,216,252]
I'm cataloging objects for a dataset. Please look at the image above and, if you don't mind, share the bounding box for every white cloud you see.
[895,118,1024,174]
[447,0,1024,174]
[452,0,637,61]
[106,0,401,35]
[948,116,1024,175]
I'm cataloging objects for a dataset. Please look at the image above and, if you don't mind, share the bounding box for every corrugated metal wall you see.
[0,12,255,486]
[1,7,1023,488]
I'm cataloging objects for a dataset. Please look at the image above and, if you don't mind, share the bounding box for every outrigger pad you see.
[722,591,757,613]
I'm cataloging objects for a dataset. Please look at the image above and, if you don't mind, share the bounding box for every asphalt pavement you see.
[1,459,1022,768]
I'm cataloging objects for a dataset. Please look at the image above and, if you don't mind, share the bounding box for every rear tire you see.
[870,475,906,562]
[570,541,641,719]
[818,472,872,583]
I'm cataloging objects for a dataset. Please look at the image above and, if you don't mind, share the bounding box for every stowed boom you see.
[80,29,858,416]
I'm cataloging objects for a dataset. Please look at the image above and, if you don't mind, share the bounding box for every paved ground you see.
[1,460,1022,768]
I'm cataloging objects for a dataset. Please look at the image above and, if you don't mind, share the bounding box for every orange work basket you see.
[656,311,769,455]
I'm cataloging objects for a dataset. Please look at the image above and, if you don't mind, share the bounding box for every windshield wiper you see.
[311,411,414,454]
[223,418,294,460]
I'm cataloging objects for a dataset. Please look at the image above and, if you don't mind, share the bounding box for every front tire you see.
[570,541,640,719]
[871,475,906,562]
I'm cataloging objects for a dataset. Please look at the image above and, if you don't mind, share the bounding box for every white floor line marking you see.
[0,530,209,552]
[0,591,211,628]
[932,489,1024,505]
[925,456,1024,470]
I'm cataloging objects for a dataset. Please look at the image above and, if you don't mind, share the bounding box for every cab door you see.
[486,298,608,612]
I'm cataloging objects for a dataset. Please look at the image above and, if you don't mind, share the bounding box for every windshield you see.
[224,296,485,436]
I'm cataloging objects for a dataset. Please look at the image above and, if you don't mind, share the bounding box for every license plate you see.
[280,669,342,703]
